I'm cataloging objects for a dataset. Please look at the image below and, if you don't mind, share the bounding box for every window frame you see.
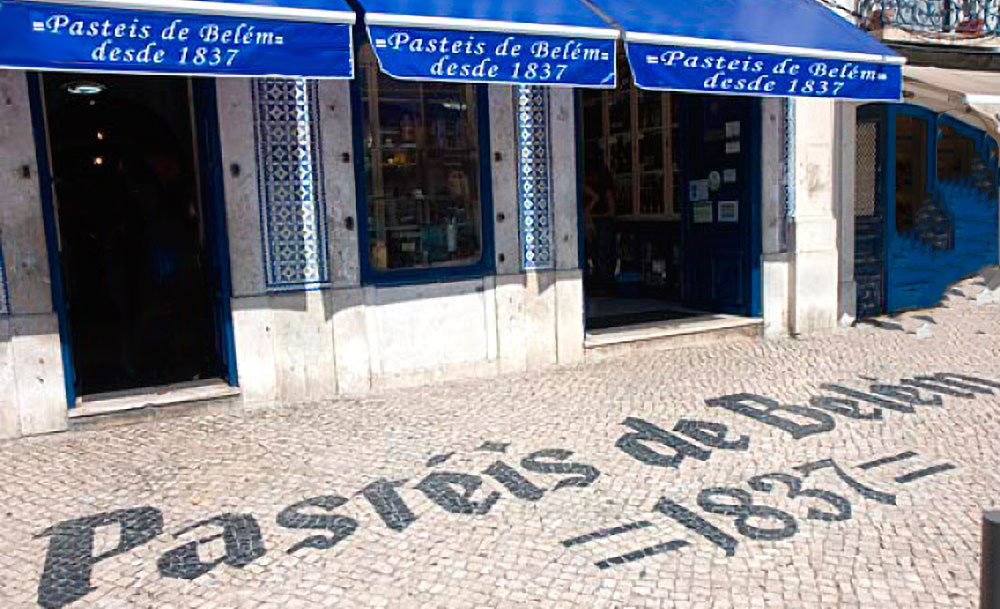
[350,45,495,287]
[891,105,933,235]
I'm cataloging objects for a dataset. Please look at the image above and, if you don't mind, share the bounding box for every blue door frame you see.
[26,74,238,408]
[854,104,888,318]
[575,92,763,318]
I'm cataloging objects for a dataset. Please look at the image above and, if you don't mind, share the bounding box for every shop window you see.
[580,67,680,219]
[358,47,486,275]
[937,123,976,183]
[894,114,929,234]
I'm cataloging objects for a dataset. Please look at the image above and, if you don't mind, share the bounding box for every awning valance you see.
[0,0,355,77]
[356,0,618,87]
[903,66,1000,142]
[589,0,905,101]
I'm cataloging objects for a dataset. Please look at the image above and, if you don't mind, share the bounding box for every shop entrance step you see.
[584,314,763,362]
[68,379,241,431]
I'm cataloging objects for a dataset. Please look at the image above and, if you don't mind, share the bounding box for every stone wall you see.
[0,70,68,438]
[219,79,583,405]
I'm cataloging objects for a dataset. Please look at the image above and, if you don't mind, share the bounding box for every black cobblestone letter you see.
[705,394,835,440]
[157,513,265,580]
[36,506,163,609]
[277,496,358,554]
[520,449,600,489]
[361,478,417,532]
[615,417,711,469]
[416,473,501,515]
[673,419,750,451]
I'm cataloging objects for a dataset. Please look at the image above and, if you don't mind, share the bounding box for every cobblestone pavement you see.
[2,277,1000,609]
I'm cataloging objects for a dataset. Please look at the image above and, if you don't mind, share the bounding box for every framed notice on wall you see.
[718,200,739,223]
[693,200,713,223]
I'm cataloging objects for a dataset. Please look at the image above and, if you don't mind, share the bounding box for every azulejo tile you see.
[0,240,8,315]
[252,78,330,291]
[516,85,553,271]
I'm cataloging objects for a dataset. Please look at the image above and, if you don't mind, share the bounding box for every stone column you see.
[0,70,68,437]
[836,101,858,325]
[789,98,841,334]
[218,78,338,404]
[760,98,790,338]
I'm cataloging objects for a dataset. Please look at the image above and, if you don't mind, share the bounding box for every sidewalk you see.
[1,276,999,608]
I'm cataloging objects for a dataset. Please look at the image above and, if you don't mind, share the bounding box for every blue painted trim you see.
[749,97,763,318]
[351,57,496,287]
[192,78,239,388]
[25,72,77,409]
[857,102,889,316]
[884,102,898,298]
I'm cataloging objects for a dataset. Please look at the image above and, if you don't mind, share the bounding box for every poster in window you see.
[718,200,739,223]
[693,200,714,223]
[689,179,709,202]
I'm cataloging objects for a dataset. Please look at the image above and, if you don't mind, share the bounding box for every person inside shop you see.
[583,160,616,292]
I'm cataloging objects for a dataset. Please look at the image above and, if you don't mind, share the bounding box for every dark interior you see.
[580,84,756,331]
[42,73,223,396]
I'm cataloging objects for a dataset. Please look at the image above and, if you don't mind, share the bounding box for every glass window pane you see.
[937,123,976,182]
[360,46,483,272]
[894,114,928,234]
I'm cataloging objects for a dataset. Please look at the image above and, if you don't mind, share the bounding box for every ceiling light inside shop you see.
[64,81,106,96]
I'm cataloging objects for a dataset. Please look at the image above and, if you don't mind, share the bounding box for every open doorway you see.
[39,73,229,398]
[579,68,759,332]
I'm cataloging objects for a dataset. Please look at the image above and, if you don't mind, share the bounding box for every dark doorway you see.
[41,73,225,397]
[579,73,759,332]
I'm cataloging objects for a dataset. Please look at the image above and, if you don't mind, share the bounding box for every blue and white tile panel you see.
[252,78,331,291]
[515,85,554,271]
[0,239,8,315]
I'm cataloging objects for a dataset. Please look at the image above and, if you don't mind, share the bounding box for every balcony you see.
[857,0,1000,43]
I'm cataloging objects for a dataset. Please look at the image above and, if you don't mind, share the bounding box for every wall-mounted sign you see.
[367,26,617,87]
[0,0,354,77]
[628,43,903,101]
[718,200,739,223]
[693,200,713,223]
[688,179,709,202]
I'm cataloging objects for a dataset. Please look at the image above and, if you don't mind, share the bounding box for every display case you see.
[360,47,483,272]
[581,70,679,219]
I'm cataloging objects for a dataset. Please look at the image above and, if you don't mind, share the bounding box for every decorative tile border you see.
[251,78,330,291]
[515,85,554,271]
[780,98,796,253]
[0,238,8,315]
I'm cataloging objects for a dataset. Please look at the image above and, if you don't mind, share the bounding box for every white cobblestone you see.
[0,276,999,607]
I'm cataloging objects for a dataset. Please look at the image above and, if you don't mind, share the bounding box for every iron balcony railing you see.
[857,0,1000,35]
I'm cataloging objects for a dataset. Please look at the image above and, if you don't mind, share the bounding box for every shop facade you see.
[0,0,909,438]
[839,0,1000,319]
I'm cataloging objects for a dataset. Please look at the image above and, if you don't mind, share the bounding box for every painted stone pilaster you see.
[789,98,840,334]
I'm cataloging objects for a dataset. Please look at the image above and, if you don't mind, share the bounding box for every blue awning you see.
[356,0,619,87]
[589,0,904,101]
[0,0,356,77]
